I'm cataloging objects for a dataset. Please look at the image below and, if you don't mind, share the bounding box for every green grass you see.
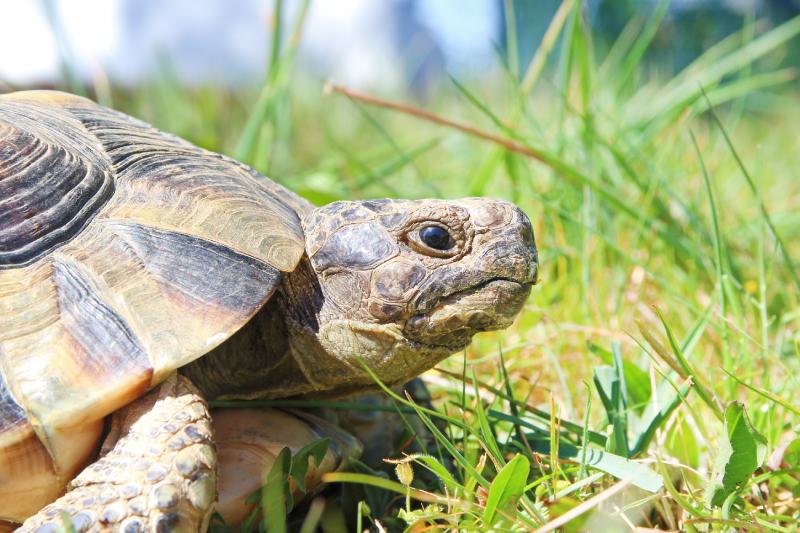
[17,1,800,530]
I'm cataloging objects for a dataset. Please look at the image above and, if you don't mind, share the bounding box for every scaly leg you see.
[17,374,216,533]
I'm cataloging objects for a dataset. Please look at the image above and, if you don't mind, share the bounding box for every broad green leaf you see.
[593,365,630,456]
[524,437,664,493]
[706,402,767,507]
[290,438,330,494]
[483,454,530,525]
[589,343,652,411]
[415,454,460,493]
[262,447,291,533]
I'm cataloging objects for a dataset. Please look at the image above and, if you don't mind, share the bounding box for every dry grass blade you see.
[323,82,546,162]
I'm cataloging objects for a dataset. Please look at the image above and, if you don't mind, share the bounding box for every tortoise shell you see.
[0,91,306,517]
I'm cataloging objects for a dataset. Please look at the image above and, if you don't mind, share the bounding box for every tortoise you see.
[0,91,538,531]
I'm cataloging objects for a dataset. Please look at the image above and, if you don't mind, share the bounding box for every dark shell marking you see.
[52,257,149,376]
[106,221,281,312]
[0,366,26,433]
[0,104,114,267]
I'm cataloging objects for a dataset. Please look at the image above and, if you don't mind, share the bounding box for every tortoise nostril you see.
[507,206,534,243]
[516,215,535,247]
[528,257,539,284]
[520,224,534,246]
[512,211,537,283]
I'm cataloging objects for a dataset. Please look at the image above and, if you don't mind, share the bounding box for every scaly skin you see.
[15,377,363,532]
[17,375,217,533]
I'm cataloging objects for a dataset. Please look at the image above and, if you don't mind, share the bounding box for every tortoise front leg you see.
[17,374,217,533]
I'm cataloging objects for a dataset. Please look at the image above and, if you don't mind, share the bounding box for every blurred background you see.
[3,0,798,194]
[2,0,800,89]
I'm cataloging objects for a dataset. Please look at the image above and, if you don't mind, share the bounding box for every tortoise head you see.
[298,198,538,391]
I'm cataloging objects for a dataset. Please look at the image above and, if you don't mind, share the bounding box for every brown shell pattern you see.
[0,90,306,516]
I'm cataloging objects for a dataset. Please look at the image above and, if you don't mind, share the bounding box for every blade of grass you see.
[235,0,310,164]
[655,309,724,416]
[449,76,707,265]
[322,473,459,506]
[615,0,671,91]
[720,368,800,416]
[520,0,574,94]
[39,0,85,96]
[629,15,800,130]
[690,129,733,389]
[702,89,800,292]
[235,0,285,162]
[472,371,504,465]
[503,0,519,79]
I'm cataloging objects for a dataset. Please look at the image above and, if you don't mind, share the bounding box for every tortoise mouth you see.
[403,278,532,350]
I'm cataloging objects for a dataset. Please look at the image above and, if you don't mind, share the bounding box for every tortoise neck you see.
[181,254,330,400]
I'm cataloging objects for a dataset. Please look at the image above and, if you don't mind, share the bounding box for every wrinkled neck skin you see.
[182,254,447,400]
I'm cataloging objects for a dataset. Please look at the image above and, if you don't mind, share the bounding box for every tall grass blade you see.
[703,91,800,292]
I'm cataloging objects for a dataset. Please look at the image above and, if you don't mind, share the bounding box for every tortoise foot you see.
[17,374,217,533]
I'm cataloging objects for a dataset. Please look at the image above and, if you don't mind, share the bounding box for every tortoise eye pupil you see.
[420,226,452,250]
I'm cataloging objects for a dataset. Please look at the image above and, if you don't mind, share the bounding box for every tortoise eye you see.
[419,225,452,250]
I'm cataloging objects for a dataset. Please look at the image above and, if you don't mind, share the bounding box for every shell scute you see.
[0,98,114,267]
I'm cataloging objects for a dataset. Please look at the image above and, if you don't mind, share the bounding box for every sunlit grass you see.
[18,0,800,530]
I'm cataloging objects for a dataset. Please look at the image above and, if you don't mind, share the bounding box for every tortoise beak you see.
[404,278,531,349]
